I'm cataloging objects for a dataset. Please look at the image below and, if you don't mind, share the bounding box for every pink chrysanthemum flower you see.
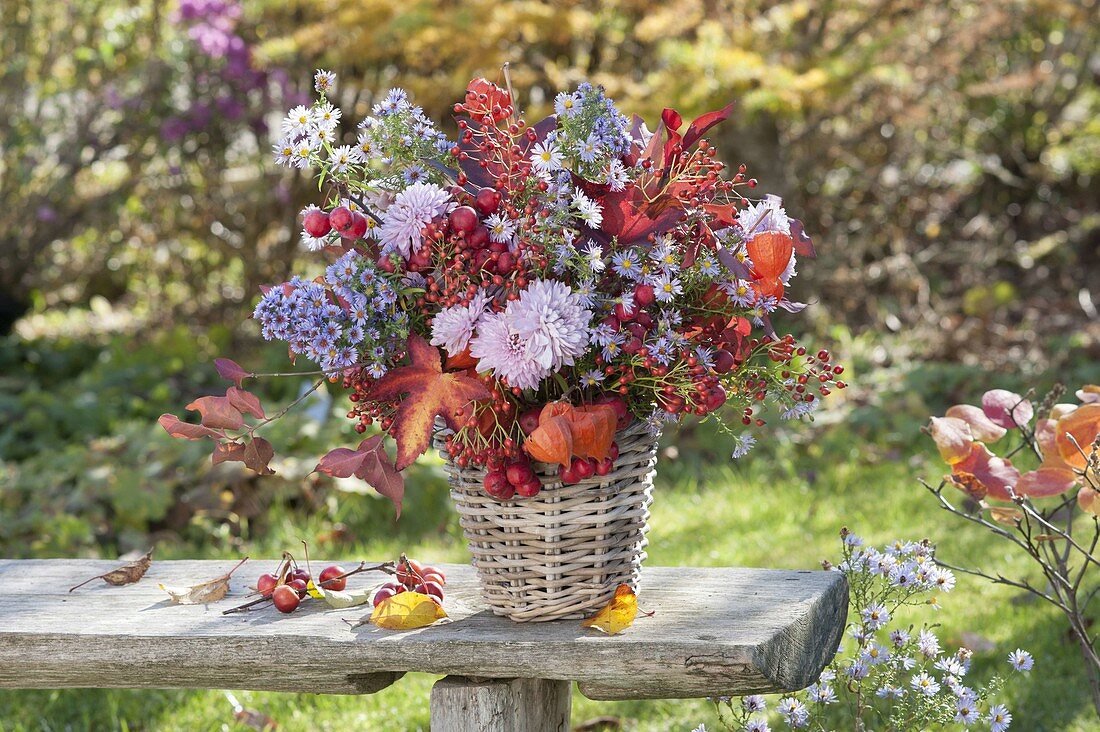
[506,279,591,371]
[430,289,490,357]
[469,312,545,390]
[379,182,452,258]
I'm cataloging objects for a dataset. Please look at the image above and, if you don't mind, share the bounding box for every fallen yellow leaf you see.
[369,591,447,630]
[581,584,638,636]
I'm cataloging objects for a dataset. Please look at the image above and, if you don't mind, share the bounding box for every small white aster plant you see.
[705,529,1033,732]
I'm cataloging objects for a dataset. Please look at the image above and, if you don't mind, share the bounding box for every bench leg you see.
[429,676,571,732]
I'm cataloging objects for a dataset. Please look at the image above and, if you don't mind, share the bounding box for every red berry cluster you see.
[558,441,620,484]
[257,564,348,614]
[372,557,446,607]
[303,205,369,241]
[343,367,395,434]
[483,455,540,499]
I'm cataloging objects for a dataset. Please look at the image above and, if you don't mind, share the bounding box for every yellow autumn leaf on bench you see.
[581,584,638,635]
[369,591,447,630]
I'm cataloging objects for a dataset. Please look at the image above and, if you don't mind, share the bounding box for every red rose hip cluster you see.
[256,564,349,614]
[372,557,447,607]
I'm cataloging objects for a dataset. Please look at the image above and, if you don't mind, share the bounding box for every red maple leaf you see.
[315,435,405,514]
[366,335,490,470]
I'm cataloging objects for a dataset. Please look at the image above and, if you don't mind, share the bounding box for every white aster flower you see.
[314,69,337,95]
[862,643,891,666]
[954,699,978,726]
[329,145,357,173]
[861,603,890,630]
[485,213,516,244]
[910,672,940,696]
[581,242,606,272]
[603,159,629,191]
[731,434,756,459]
[611,250,642,279]
[929,567,956,593]
[736,193,791,240]
[292,140,317,169]
[580,369,604,387]
[529,141,564,174]
[554,91,581,117]
[876,684,904,699]
[988,704,1012,732]
[308,125,336,149]
[776,698,808,728]
[573,278,597,308]
[807,683,837,704]
[917,629,941,658]
[299,230,327,252]
[282,105,315,137]
[315,102,341,131]
[654,273,683,302]
[272,137,295,166]
[571,189,603,228]
[355,132,375,160]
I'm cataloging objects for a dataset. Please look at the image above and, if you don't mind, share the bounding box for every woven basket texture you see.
[436,419,658,622]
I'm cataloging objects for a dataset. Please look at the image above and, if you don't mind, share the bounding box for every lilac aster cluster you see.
[272,75,453,186]
[705,532,1032,731]
[551,82,634,182]
[358,89,454,168]
[252,252,406,375]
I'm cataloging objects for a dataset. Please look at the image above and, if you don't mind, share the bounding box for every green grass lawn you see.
[0,421,1095,731]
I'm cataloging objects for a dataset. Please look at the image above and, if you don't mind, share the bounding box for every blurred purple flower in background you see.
[162,0,294,141]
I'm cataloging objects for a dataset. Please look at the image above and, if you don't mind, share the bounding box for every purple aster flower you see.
[1007,649,1033,672]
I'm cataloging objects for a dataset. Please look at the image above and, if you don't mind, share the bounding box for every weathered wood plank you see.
[0,560,846,699]
[430,676,571,732]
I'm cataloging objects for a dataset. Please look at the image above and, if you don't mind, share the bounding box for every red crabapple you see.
[272,585,301,613]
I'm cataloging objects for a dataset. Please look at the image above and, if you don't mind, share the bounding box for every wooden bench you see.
[0,559,847,731]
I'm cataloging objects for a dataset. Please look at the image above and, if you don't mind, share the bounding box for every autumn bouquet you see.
[163,70,842,619]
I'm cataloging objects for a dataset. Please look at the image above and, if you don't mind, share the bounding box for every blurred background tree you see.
[258,0,1099,364]
[4,0,1096,358]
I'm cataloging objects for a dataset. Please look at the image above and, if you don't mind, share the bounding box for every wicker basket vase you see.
[435,419,659,622]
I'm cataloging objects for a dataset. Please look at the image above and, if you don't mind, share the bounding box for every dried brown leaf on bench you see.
[234,708,278,731]
[159,557,249,605]
[572,716,623,731]
[68,549,154,593]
